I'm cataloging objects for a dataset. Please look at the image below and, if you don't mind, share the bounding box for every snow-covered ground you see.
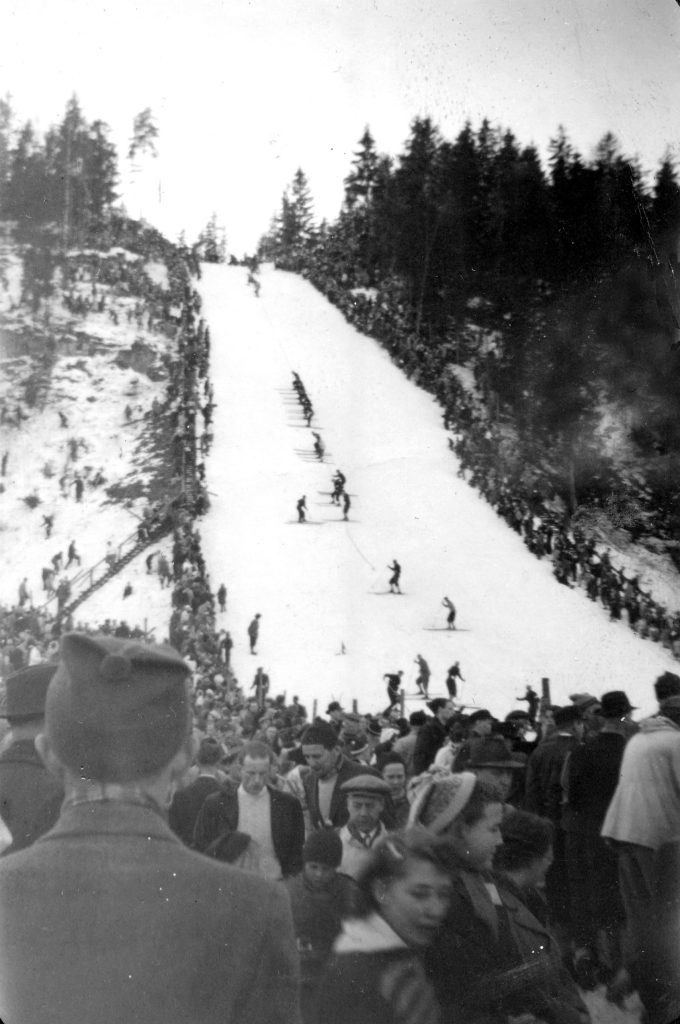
[0,248,175,640]
[199,264,679,720]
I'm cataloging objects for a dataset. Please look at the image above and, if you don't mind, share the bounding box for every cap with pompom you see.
[46,632,191,783]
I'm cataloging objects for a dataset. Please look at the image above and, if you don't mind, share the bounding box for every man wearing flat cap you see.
[337,774,391,879]
[0,633,301,1024]
[0,662,64,852]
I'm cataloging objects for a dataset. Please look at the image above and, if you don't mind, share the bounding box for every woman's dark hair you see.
[495,809,554,871]
[353,828,453,918]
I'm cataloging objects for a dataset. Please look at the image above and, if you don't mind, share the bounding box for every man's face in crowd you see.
[475,766,514,802]
[439,702,455,724]
[473,717,492,736]
[382,763,406,799]
[302,743,339,779]
[346,794,383,832]
[240,756,270,796]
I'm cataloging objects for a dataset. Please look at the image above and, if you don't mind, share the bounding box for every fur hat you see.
[46,633,191,783]
[407,771,477,834]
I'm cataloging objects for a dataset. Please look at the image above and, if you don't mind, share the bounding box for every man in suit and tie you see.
[0,632,300,1024]
[192,741,304,878]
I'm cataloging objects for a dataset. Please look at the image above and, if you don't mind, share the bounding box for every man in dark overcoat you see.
[0,662,64,851]
[0,632,301,1024]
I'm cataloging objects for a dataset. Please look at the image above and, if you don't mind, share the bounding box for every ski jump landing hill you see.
[199,263,678,719]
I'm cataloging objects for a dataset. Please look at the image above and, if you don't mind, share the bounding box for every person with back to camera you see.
[319,828,453,1024]
[0,632,301,1024]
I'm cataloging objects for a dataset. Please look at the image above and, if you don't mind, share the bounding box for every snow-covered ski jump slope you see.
[200,264,677,718]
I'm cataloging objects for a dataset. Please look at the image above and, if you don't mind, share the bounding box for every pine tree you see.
[343,128,379,209]
[128,108,159,161]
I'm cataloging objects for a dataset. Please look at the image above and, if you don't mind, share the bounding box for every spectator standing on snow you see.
[247,613,261,655]
[342,492,351,521]
[66,541,80,569]
[383,671,403,707]
[73,476,84,502]
[387,560,402,594]
[413,654,430,697]
[445,662,464,699]
[441,596,456,629]
[518,685,540,725]
[217,584,227,612]
[42,514,54,538]
[297,496,307,523]
[17,579,30,608]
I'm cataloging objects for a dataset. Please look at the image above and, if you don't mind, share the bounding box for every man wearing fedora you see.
[0,662,64,852]
[0,633,300,1024]
[563,691,637,990]
[525,705,585,963]
[467,736,526,803]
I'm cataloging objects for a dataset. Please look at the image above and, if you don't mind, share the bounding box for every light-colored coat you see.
[602,715,680,850]
[0,800,301,1024]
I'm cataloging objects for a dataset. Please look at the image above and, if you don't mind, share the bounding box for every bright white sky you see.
[2,0,679,253]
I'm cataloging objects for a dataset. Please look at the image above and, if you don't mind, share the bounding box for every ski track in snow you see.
[199,264,679,718]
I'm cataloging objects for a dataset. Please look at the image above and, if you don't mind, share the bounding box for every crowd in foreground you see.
[0,632,678,1024]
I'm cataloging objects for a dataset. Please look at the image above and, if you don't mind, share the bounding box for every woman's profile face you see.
[374,858,452,947]
[457,803,504,871]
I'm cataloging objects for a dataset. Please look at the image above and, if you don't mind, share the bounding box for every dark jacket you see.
[425,864,587,1024]
[284,870,358,998]
[525,734,580,823]
[193,784,304,877]
[0,738,64,852]
[566,731,627,830]
[302,756,385,830]
[168,775,222,847]
[320,913,437,1024]
[413,718,447,775]
[0,799,300,1024]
